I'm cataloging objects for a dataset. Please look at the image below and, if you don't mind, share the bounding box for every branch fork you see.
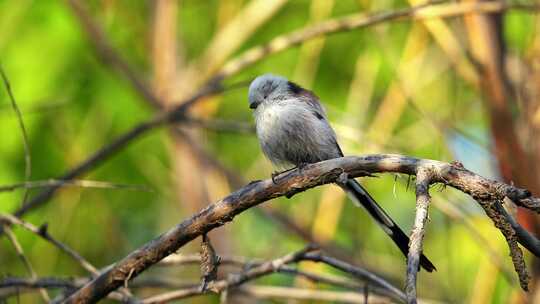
[57,154,540,303]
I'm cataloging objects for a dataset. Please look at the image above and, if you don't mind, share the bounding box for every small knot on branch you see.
[336,172,349,185]
[38,223,49,237]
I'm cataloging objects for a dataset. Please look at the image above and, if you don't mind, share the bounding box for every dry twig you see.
[214,1,540,80]
[0,65,32,205]
[234,285,389,304]
[0,214,98,275]
[405,168,433,304]
[3,226,50,302]
[0,179,152,193]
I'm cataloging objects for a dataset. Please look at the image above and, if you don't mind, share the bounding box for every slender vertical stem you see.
[406,167,432,304]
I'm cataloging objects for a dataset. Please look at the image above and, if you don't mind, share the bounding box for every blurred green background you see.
[1,0,539,303]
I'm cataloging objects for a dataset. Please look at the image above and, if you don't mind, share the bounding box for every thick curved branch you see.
[62,154,540,303]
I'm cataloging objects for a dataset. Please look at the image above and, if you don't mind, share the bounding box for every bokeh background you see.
[1,0,540,303]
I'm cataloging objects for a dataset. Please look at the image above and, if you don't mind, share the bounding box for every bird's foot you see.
[271,163,309,184]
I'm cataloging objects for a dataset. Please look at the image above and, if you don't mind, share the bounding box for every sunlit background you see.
[1,0,540,303]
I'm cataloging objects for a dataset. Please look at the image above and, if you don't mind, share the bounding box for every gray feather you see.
[247,73,436,272]
[249,74,341,168]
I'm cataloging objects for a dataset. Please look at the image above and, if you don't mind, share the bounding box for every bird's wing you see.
[287,81,327,117]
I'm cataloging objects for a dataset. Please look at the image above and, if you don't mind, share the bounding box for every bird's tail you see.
[340,178,436,272]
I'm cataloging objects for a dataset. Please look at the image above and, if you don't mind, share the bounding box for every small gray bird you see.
[248,74,435,272]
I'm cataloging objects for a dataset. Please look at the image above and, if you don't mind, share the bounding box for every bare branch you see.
[10,83,221,220]
[141,245,317,303]
[60,154,540,303]
[10,116,163,218]
[234,285,390,304]
[0,179,152,193]
[0,214,98,275]
[11,0,540,232]
[214,1,540,80]
[141,246,399,303]
[301,252,405,302]
[66,0,163,108]
[157,253,389,297]
[159,253,254,268]
[182,116,255,134]
[0,277,82,290]
[0,277,133,302]
[406,168,433,304]
[0,64,32,205]
[3,226,50,302]
[479,200,530,291]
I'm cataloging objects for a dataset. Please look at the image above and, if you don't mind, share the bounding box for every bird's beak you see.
[249,101,260,109]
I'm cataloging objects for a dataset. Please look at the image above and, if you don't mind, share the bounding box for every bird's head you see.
[248,74,291,109]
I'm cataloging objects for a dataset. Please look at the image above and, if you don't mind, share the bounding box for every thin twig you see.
[143,248,402,303]
[235,285,390,304]
[141,245,318,303]
[183,116,255,134]
[214,1,540,80]
[478,200,530,291]
[66,0,162,108]
[0,277,83,290]
[0,179,152,193]
[431,197,518,285]
[0,65,32,206]
[301,252,406,302]
[10,117,163,218]
[0,215,140,302]
[159,253,386,294]
[12,0,540,229]
[405,168,433,304]
[159,254,254,268]
[0,277,134,302]
[9,82,227,221]
[0,214,98,275]
[3,226,50,302]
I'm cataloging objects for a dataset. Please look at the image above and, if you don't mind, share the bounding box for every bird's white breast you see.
[254,101,306,140]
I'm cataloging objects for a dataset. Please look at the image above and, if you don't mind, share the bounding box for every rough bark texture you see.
[62,154,540,303]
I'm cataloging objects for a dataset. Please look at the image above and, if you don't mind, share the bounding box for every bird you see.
[248,73,435,272]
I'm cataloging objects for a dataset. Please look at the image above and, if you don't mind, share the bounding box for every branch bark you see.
[406,168,432,304]
[61,154,540,303]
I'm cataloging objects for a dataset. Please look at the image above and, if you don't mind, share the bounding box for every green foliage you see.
[0,1,538,302]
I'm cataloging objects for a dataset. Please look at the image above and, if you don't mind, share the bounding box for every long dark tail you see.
[340,179,436,272]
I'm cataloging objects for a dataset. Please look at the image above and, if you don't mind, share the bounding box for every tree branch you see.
[214,1,540,81]
[234,285,389,304]
[3,226,50,302]
[10,0,540,231]
[0,214,98,275]
[61,154,540,303]
[66,0,163,108]
[406,168,433,304]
